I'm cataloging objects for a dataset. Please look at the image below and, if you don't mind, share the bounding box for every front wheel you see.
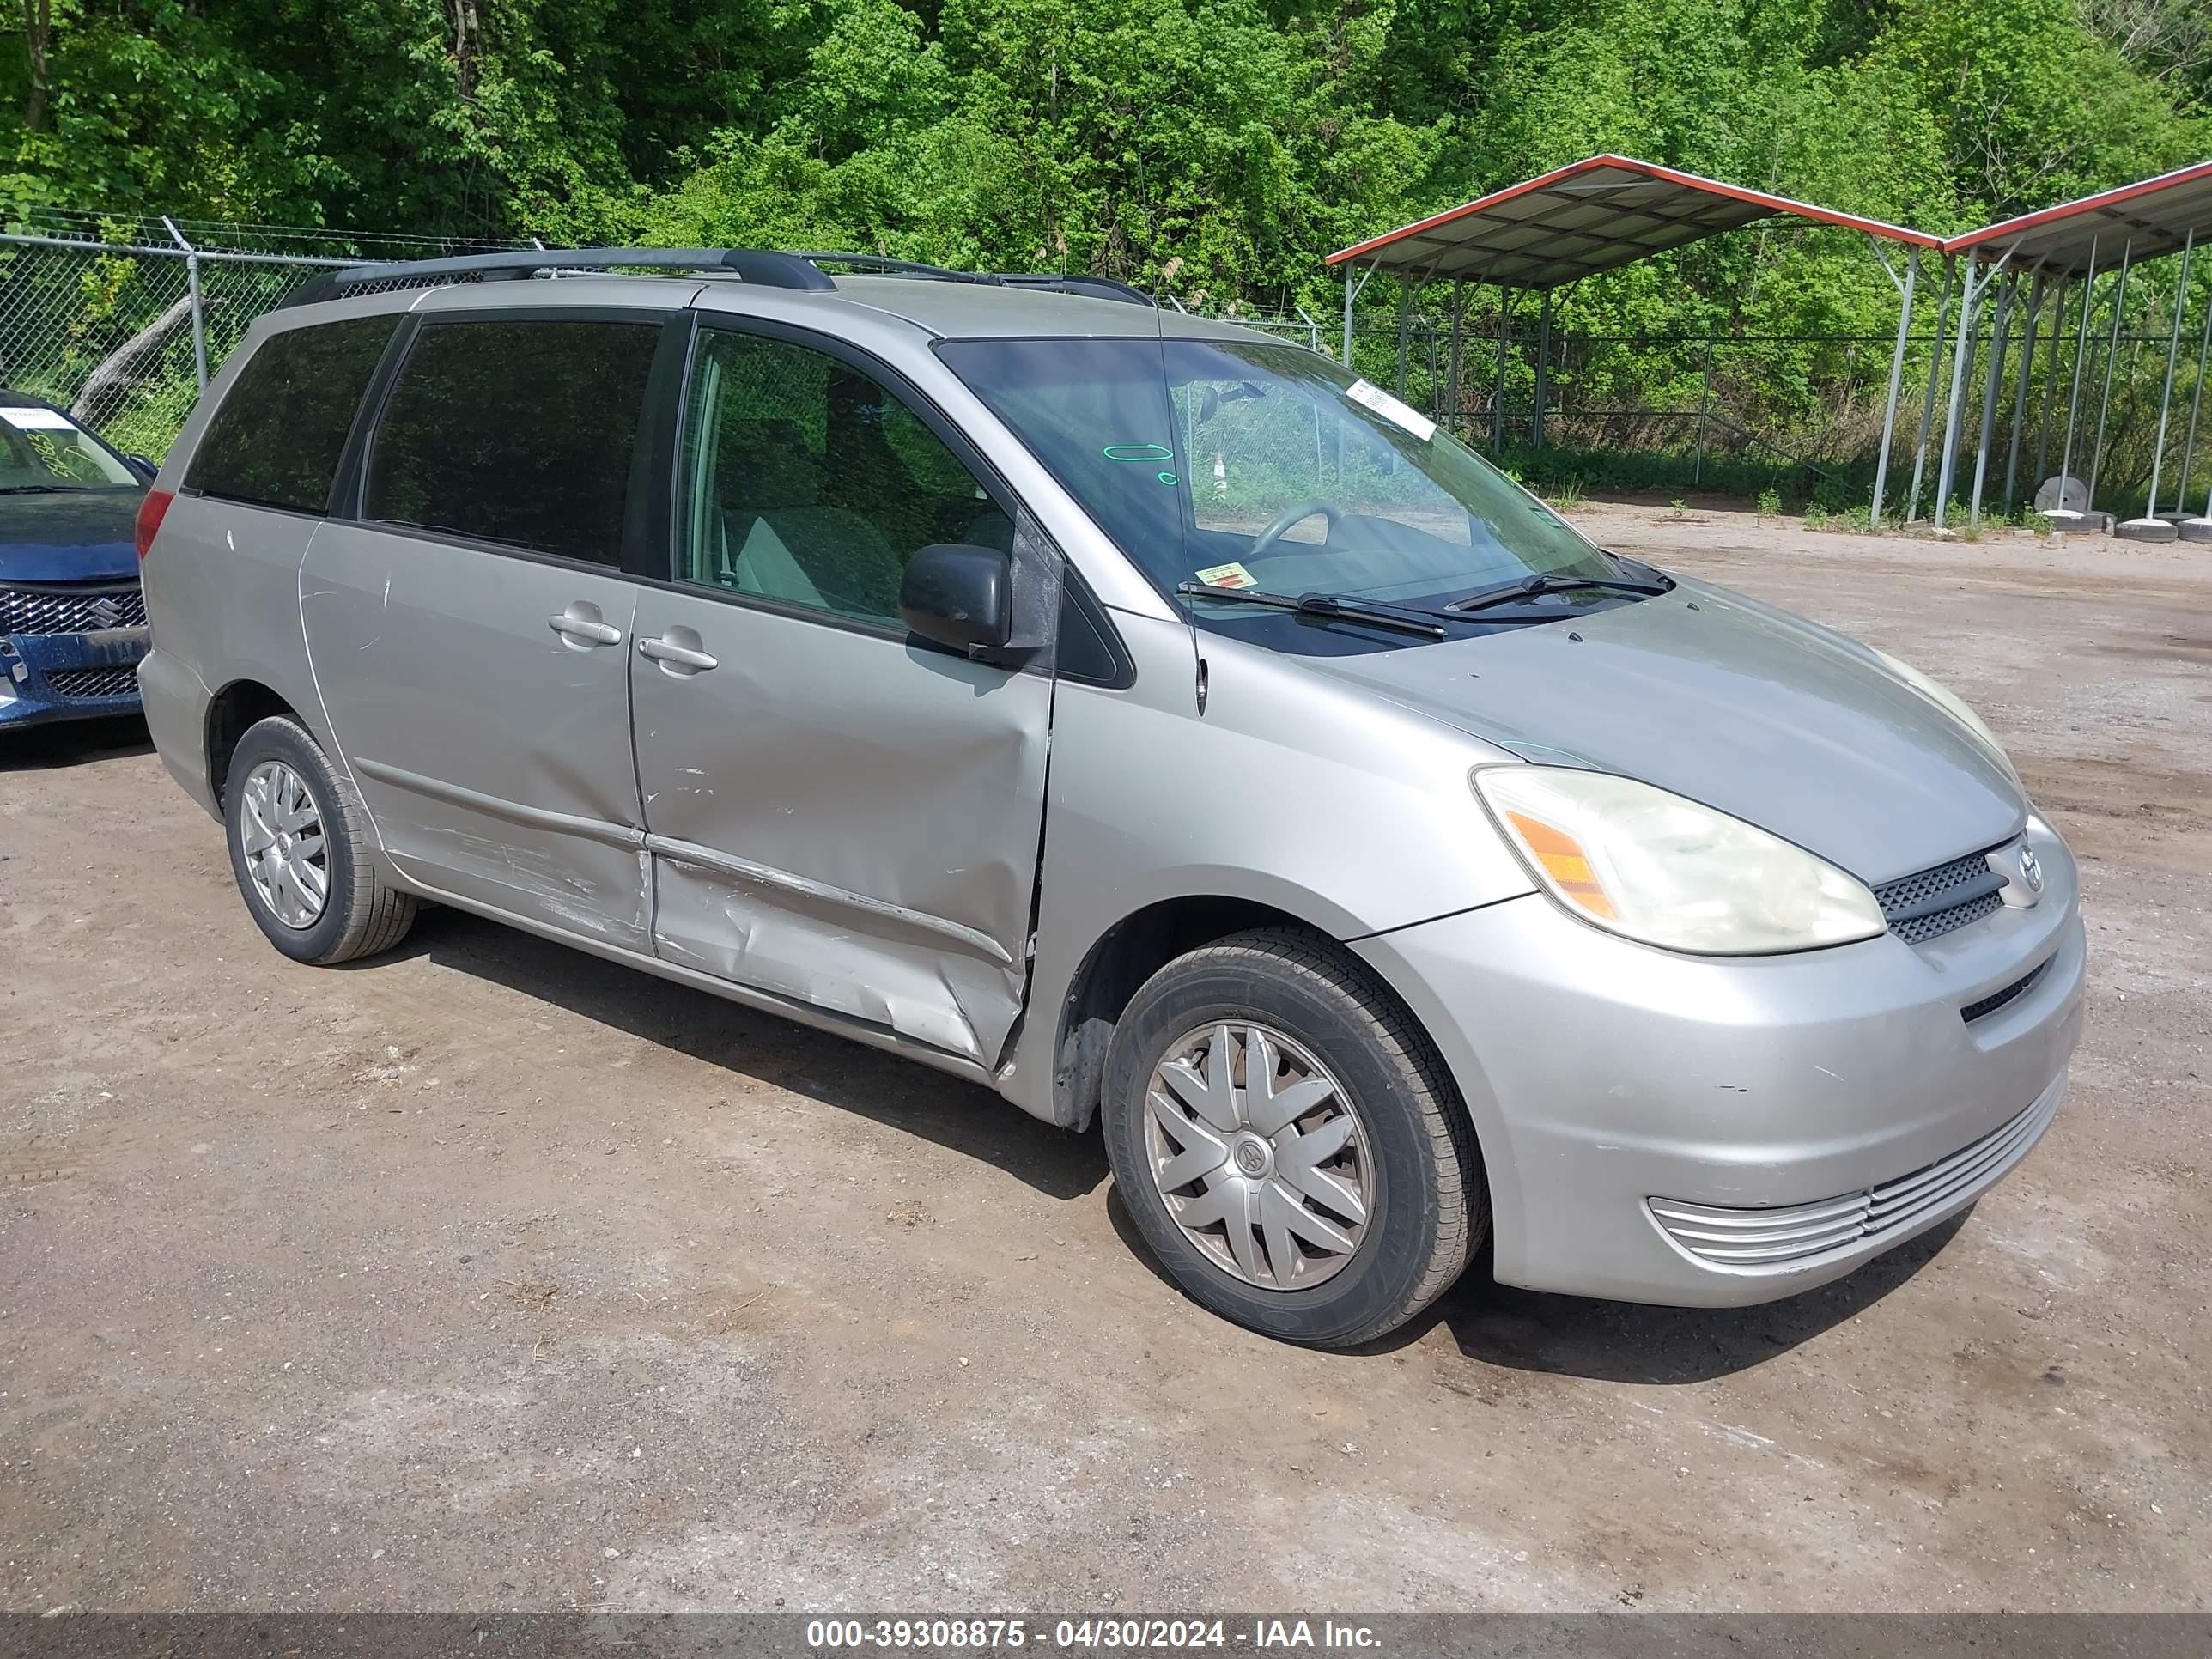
[1102,928,1487,1347]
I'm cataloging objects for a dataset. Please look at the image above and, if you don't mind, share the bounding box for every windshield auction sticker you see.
[0,405,77,430]
[1194,561,1259,589]
[1346,378,1437,441]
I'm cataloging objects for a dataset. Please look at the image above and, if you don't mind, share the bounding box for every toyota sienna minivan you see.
[136,248,2084,1346]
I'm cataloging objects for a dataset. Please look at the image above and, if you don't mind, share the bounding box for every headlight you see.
[1474,766,1887,955]
[1869,647,2019,787]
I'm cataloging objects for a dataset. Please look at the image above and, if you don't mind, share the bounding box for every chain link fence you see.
[0,215,531,459]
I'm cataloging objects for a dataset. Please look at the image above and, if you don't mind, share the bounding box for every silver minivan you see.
[136,249,2083,1347]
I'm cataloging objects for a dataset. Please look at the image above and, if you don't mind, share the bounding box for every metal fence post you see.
[163,216,209,392]
[1530,289,1553,447]
[1694,331,1716,486]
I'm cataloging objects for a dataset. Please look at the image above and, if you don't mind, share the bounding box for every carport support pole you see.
[2002,269,2047,514]
[2055,237,2100,517]
[2033,275,2069,495]
[2143,230,2193,514]
[1448,283,1467,435]
[1395,280,1413,396]
[2173,268,2212,517]
[1340,257,1379,368]
[1531,288,1554,448]
[2085,240,2132,514]
[1870,246,1918,528]
[1694,331,1715,487]
[1969,270,2017,528]
[1934,256,2001,533]
[1906,256,1954,522]
[1492,292,1513,451]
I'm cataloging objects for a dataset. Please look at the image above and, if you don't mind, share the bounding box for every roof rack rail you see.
[281,246,836,308]
[278,244,1158,310]
[794,252,1155,307]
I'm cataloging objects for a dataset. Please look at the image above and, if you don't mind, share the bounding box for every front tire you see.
[223,714,416,965]
[1102,927,1487,1347]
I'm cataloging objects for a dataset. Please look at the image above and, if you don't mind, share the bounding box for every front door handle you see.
[638,633,719,673]
[550,605,623,647]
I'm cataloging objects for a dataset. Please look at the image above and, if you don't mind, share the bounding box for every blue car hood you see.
[0,489,143,582]
[1304,575,2024,887]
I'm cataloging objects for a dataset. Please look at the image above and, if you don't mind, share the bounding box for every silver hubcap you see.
[1143,1021,1373,1291]
[239,760,329,929]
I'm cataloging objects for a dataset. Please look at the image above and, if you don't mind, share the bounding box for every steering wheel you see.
[1248,500,1340,559]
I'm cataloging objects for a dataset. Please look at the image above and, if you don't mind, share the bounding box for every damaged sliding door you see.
[629,319,1054,1066]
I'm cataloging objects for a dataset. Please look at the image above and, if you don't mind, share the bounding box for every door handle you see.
[638,634,719,673]
[549,607,623,647]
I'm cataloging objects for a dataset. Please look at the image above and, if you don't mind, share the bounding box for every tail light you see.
[134,488,174,561]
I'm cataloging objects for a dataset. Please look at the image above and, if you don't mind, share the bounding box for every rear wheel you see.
[1102,927,1486,1347]
[223,714,416,964]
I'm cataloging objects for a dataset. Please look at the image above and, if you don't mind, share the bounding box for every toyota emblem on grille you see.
[2018,847,2043,894]
[87,598,120,628]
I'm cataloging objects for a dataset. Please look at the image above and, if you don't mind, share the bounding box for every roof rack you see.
[280,246,1157,309]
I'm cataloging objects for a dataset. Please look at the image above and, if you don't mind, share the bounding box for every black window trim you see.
[340,304,683,582]
[657,310,1133,687]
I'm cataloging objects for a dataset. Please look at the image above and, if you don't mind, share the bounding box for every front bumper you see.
[1354,817,2086,1306]
[0,623,148,727]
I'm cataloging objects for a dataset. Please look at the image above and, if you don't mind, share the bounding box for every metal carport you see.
[1324,155,1946,520]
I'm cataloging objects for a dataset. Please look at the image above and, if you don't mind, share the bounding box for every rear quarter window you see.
[185,315,398,513]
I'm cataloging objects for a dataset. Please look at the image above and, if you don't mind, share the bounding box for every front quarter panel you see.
[999,611,1535,1117]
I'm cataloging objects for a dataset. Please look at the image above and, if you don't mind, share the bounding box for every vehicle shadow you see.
[1413,1212,1972,1383]
[0,714,151,769]
[374,903,1111,1203]
[1106,1174,1969,1382]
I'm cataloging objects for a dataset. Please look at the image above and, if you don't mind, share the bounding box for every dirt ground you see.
[3,502,2207,1614]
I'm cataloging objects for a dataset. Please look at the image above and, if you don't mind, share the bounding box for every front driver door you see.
[629,320,1054,1066]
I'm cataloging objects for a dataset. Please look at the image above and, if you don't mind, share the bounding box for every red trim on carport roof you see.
[1324,153,1944,267]
[1943,160,2212,255]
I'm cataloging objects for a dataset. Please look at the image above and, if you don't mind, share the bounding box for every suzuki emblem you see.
[87,598,120,629]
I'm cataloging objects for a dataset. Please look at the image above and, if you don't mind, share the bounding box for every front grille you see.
[1648,1082,2062,1270]
[1874,847,2008,944]
[0,581,146,635]
[1962,959,2051,1023]
[47,665,141,701]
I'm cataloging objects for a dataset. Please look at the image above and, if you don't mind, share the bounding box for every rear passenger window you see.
[366,319,659,566]
[186,315,397,513]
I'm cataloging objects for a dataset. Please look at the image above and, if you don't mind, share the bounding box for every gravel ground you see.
[2,502,2206,1614]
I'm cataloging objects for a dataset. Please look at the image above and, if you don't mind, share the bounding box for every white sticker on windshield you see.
[1346,379,1436,442]
[0,405,77,431]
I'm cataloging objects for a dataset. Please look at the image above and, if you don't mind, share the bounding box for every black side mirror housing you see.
[124,454,159,484]
[901,544,1013,657]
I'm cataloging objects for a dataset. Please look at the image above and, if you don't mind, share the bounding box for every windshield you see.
[938,336,1627,650]
[0,404,138,491]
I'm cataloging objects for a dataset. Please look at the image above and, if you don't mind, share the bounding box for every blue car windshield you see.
[0,404,137,491]
[937,336,1626,647]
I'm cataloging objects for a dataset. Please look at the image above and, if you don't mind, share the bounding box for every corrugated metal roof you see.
[1944,161,2212,276]
[1325,155,1941,287]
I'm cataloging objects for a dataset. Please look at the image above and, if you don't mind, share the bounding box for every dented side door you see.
[628,599,1052,1066]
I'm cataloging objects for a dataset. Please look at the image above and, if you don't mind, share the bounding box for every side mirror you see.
[124,454,158,484]
[901,544,1012,657]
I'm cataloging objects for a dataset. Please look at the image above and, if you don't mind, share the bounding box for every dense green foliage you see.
[4,0,2209,496]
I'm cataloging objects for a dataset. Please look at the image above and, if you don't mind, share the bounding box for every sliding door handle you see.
[638,634,719,673]
[550,606,623,647]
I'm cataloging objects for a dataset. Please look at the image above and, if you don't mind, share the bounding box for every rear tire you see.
[223,714,416,965]
[1102,927,1486,1348]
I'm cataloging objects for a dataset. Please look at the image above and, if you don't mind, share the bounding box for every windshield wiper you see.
[1177,582,1448,640]
[0,483,77,495]
[1446,571,1669,613]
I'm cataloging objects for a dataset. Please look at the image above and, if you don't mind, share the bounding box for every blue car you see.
[1,391,158,729]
